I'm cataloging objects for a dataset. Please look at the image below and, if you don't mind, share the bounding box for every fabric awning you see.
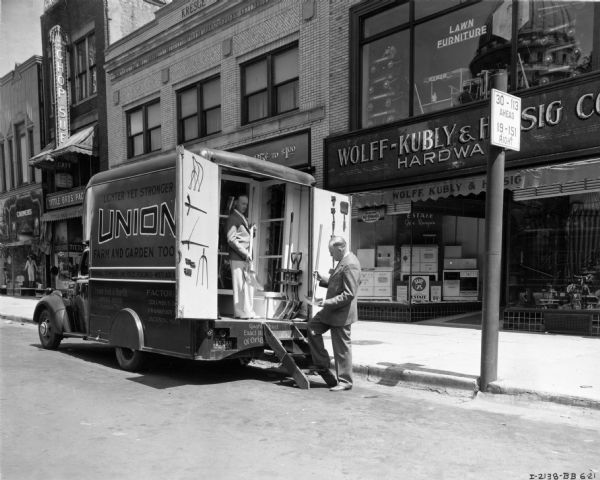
[30,124,97,167]
[352,158,600,211]
[41,206,83,222]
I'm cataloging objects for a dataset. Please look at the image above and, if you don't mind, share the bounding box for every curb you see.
[353,363,479,395]
[486,383,600,411]
[1,314,34,324]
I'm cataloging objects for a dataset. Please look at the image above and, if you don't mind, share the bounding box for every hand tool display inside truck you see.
[33,146,350,389]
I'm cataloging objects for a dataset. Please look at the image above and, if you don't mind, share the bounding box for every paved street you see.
[1,319,599,480]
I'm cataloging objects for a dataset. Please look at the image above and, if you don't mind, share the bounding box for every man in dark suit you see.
[309,236,361,391]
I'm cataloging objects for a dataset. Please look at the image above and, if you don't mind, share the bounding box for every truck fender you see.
[33,292,71,334]
[109,308,144,350]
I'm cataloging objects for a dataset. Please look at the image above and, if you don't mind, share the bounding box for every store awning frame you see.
[41,206,83,223]
[30,124,97,167]
[352,158,600,214]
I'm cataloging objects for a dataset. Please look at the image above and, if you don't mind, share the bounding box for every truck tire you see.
[38,308,63,349]
[115,347,147,372]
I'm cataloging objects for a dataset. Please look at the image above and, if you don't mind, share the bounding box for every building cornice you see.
[105,0,276,80]
[0,56,43,85]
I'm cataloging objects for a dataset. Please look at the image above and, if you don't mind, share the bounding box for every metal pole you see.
[480,70,508,391]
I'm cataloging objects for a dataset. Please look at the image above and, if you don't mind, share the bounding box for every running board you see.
[263,323,310,389]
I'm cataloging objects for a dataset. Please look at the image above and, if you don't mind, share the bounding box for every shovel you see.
[278,211,295,319]
[244,225,263,291]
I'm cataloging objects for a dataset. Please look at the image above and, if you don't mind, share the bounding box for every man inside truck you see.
[226,194,257,319]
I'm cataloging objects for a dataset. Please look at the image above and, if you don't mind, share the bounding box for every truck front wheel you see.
[115,347,147,372]
[38,308,62,349]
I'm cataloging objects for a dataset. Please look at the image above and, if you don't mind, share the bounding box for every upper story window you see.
[15,123,30,185]
[177,76,221,143]
[515,0,597,89]
[74,32,97,103]
[353,0,599,129]
[0,141,7,192]
[242,44,299,124]
[127,100,161,158]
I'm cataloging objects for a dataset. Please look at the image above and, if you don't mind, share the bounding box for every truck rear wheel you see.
[38,308,62,349]
[115,347,147,372]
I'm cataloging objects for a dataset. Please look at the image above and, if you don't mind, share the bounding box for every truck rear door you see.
[176,148,219,319]
[310,188,351,317]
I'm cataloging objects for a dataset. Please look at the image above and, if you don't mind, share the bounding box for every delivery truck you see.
[33,146,350,388]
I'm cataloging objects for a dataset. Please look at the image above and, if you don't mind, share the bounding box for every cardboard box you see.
[430,282,442,302]
[443,258,477,269]
[376,245,395,267]
[420,246,438,263]
[358,270,374,297]
[374,269,393,286]
[374,286,392,297]
[357,249,376,269]
[396,283,408,303]
[444,245,462,258]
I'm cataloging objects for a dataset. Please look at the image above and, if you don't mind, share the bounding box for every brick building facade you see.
[0,56,45,294]
[104,0,329,185]
[32,0,160,289]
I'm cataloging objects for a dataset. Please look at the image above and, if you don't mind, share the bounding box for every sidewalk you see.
[2,295,599,409]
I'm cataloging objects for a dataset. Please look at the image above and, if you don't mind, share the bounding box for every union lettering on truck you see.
[97,202,176,244]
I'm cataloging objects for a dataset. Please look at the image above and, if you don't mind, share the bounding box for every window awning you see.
[352,158,600,212]
[41,206,83,222]
[30,124,97,167]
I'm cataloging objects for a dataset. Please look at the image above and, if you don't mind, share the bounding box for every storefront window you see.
[508,192,600,310]
[414,0,509,115]
[351,196,485,304]
[52,219,83,291]
[516,1,597,89]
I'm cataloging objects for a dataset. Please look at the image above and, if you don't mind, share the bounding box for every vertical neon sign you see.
[49,25,70,146]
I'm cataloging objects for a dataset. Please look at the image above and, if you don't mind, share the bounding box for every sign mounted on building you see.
[490,88,521,151]
[233,132,310,169]
[49,25,70,147]
[325,77,600,191]
[46,188,85,210]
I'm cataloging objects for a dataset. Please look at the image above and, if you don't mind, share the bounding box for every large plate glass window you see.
[515,0,598,89]
[360,3,409,128]
[414,0,510,115]
[508,192,600,310]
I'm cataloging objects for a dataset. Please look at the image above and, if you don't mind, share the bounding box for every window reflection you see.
[362,31,410,127]
[516,0,595,89]
[414,0,509,115]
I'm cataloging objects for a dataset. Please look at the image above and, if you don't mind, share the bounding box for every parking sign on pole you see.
[490,88,521,151]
